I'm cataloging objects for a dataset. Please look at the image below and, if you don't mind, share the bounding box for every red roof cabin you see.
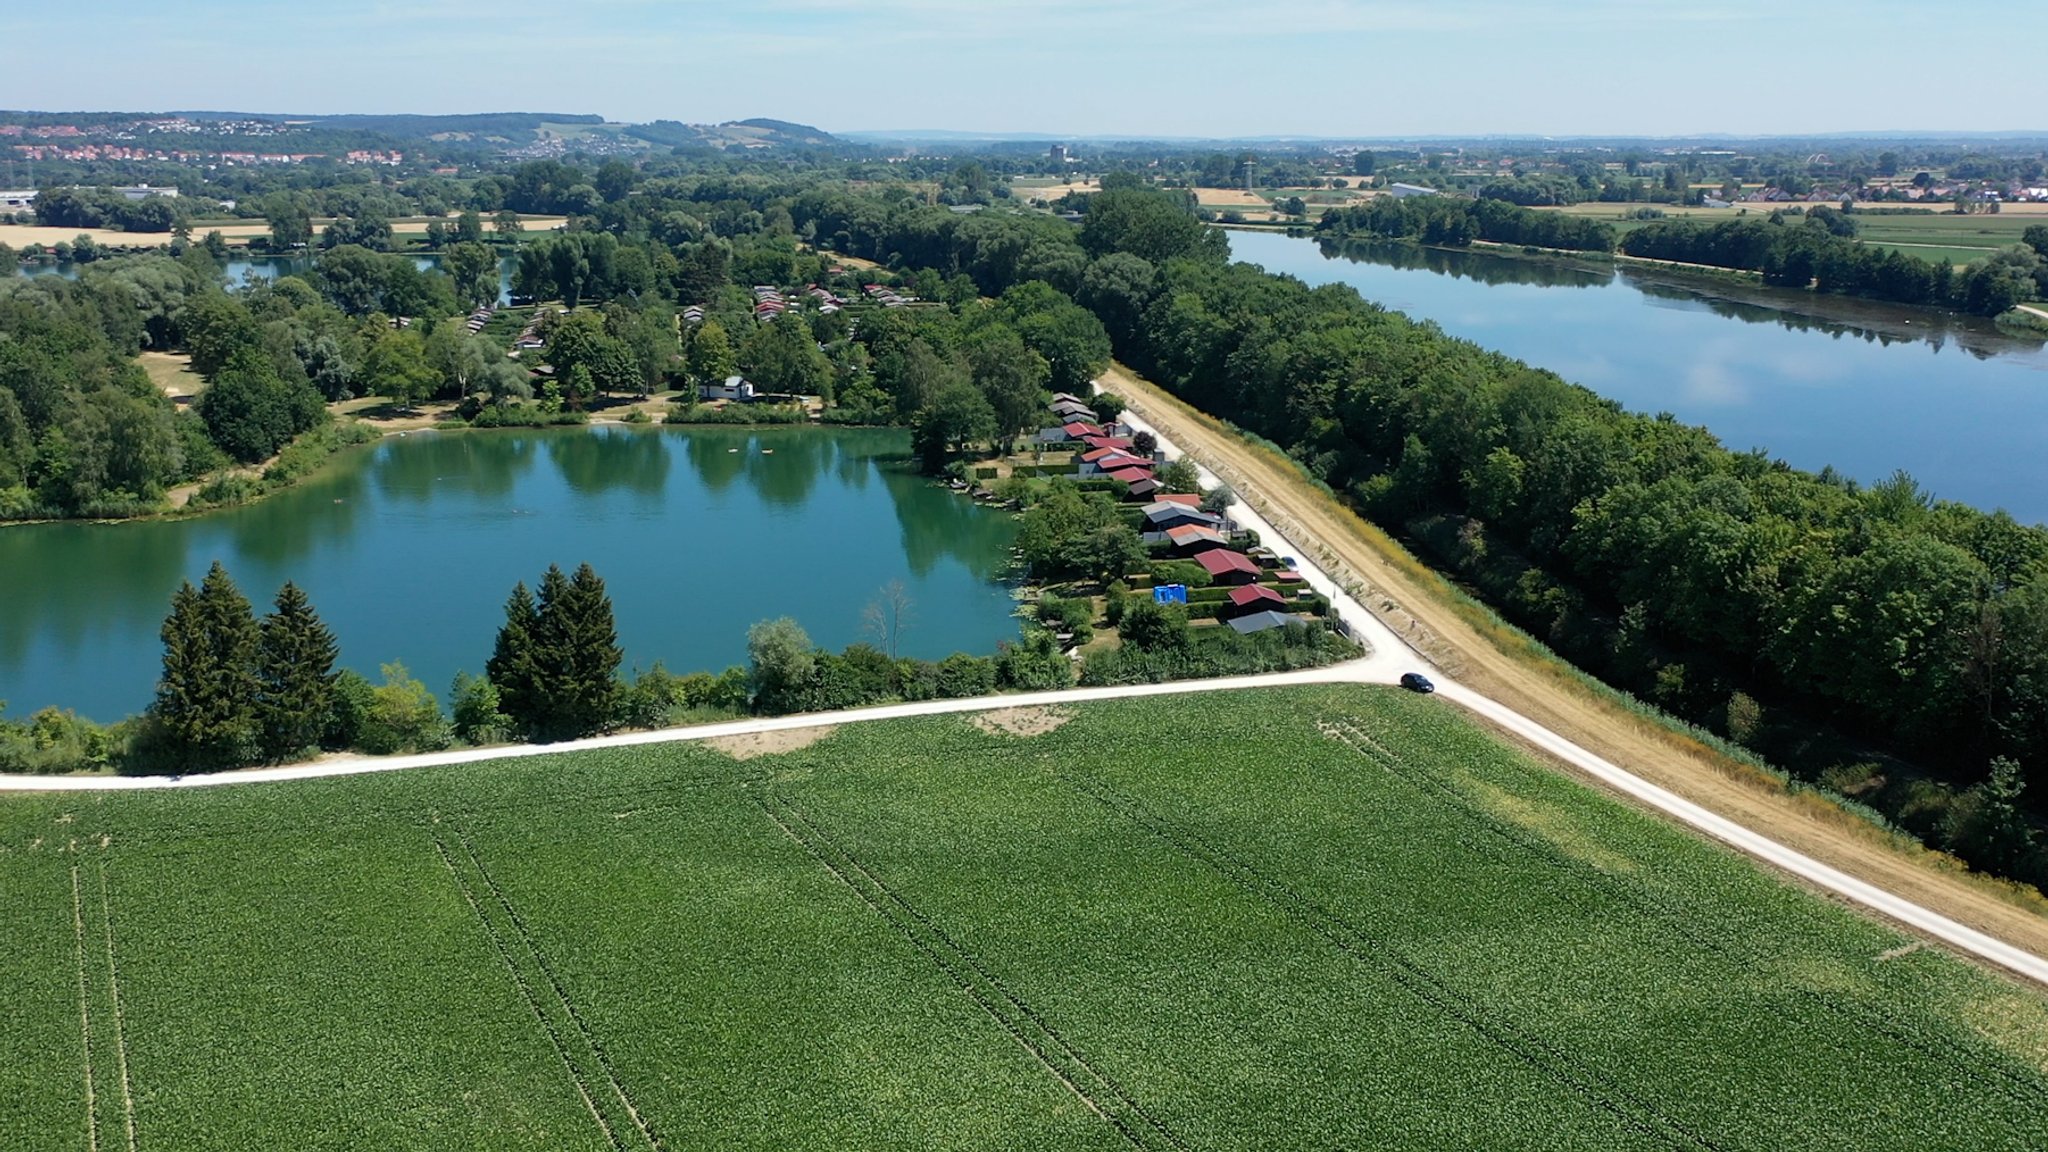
[1223,585,1289,618]
[1196,548,1263,585]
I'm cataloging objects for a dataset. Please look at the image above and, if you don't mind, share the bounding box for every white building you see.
[1388,183,1439,200]
[699,375,755,402]
[0,190,37,210]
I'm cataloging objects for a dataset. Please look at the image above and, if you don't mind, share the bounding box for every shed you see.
[1145,503,1223,532]
[700,375,755,401]
[1195,548,1262,584]
[1223,585,1289,618]
[1123,475,1161,501]
[1228,609,1300,635]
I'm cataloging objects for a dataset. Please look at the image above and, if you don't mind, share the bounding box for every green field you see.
[5,686,2048,1149]
[1540,202,2042,263]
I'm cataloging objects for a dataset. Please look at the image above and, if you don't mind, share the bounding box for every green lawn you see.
[1540,203,2038,263]
[5,686,2047,1150]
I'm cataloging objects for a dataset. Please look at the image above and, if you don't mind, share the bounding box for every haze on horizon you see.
[5,0,2043,140]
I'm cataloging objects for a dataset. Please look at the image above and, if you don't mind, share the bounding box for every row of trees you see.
[1620,216,2048,315]
[1316,196,1618,254]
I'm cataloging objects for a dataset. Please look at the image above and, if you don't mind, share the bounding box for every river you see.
[1224,229,2048,524]
[0,427,1020,722]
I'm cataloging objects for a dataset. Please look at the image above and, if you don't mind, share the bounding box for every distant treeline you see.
[1315,196,1617,253]
[1621,214,2048,315]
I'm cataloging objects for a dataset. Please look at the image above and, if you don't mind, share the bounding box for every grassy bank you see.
[5,686,2045,1150]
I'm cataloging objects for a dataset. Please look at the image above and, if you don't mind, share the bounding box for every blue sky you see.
[7,1,2043,138]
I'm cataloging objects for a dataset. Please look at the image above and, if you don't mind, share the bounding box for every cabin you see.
[1196,548,1263,585]
[1080,448,1152,476]
[1152,492,1201,508]
[1222,585,1289,619]
[1168,525,1233,556]
[1227,609,1300,635]
[1051,399,1098,422]
[1144,502,1223,533]
[700,375,755,402]
[1121,474,1161,501]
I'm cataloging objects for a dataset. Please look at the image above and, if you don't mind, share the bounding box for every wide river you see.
[1225,230,2048,523]
[0,427,1020,722]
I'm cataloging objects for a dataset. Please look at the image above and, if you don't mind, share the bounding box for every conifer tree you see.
[486,581,541,732]
[152,561,261,770]
[255,581,339,760]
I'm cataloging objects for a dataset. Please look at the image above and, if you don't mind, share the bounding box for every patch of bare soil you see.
[972,707,1072,738]
[706,726,837,761]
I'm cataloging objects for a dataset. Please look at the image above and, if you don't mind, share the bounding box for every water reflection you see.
[1320,237,1611,289]
[0,426,1019,720]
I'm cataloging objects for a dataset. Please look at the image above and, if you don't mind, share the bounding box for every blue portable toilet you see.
[1153,584,1188,605]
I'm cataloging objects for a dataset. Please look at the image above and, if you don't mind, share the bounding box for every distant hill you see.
[623,118,838,150]
[296,112,604,140]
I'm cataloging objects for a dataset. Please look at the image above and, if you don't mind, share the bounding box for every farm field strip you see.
[755,791,1186,1151]
[62,853,139,1152]
[433,829,658,1151]
[93,859,139,1152]
[1046,758,1716,1151]
[1315,714,2048,1113]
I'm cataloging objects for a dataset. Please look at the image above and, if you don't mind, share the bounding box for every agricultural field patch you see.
[3,686,2046,1150]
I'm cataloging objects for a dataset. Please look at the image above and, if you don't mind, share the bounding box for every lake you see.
[1224,229,2048,524]
[0,427,1021,722]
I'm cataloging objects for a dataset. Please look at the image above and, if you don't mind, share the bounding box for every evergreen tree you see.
[533,563,622,740]
[151,561,260,770]
[255,581,339,760]
[486,581,542,732]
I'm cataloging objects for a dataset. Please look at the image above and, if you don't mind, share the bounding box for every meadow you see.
[4,686,2047,1150]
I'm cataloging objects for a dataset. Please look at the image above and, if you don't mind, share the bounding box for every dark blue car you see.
[1399,672,1435,694]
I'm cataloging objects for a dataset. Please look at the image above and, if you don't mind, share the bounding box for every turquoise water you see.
[0,427,1020,721]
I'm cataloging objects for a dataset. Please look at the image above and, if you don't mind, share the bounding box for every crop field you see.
[1539,202,2041,262]
[4,686,2048,1150]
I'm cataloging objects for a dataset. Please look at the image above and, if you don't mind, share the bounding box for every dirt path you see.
[1101,362,2048,961]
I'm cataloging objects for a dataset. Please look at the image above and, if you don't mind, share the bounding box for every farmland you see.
[1536,201,2043,262]
[5,686,2048,1149]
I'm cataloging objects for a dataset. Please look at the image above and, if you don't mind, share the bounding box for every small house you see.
[1222,585,1289,619]
[700,375,755,402]
[1196,548,1262,584]
[1051,399,1098,422]
[1152,492,1201,508]
[1144,502,1223,533]
[1118,474,1161,500]
[1227,609,1299,635]
[1169,525,1234,557]
[1104,466,1154,488]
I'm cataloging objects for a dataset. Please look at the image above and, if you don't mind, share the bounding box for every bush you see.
[356,662,450,755]
[934,653,997,698]
[450,670,514,746]
[997,629,1076,691]
[666,401,808,425]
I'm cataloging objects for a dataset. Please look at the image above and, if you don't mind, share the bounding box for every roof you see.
[1125,476,1160,493]
[1228,585,1288,609]
[1146,502,1221,525]
[1153,492,1200,507]
[1273,568,1305,582]
[1061,421,1104,438]
[1228,610,1299,635]
[1105,467,1153,484]
[1051,392,1087,404]
[1196,549,1261,577]
[1093,454,1151,472]
[1081,435,1133,451]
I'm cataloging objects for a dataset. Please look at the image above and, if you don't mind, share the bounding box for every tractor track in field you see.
[432,831,654,1152]
[87,856,139,1152]
[70,865,100,1152]
[450,828,664,1151]
[1320,716,2048,1117]
[1052,765,1726,1152]
[755,791,1189,1152]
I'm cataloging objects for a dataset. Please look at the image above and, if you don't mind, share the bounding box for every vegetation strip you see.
[1049,764,1720,1151]
[754,791,1187,1151]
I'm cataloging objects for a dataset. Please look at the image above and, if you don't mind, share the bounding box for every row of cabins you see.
[464,305,495,335]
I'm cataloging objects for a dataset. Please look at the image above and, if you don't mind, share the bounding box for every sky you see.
[6,1,2044,139]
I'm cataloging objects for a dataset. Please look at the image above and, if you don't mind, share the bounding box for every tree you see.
[255,581,339,760]
[1158,458,1201,494]
[357,663,448,755]
[1941,758,2037,876]
[546,311,638,397]
[1353,150,1377,177]
[196,349,326,462]
[443,241,499,308]
[997,281,1113,394]
[685,318,738,386]
[150,562,261,770]
[911,380,997,472]
[748,617,817,714]
[495,209,524,241]
[967,328,1051,446]
[1118,600,1191,653]
[861,581,915,659]
[365,329,440,411]
[488,564,622,741]
[741,315,834,397]
[455,209,485,246]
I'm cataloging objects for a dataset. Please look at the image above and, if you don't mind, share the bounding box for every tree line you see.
[1315,196,1618,254]
[1620,215,2048,315]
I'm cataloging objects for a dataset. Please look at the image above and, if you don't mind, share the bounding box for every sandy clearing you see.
[1193,188,1270,208]
[972,707,1073,738]
[1100,362,2048,962]
[137,351,199,402]
[706,726,838,760]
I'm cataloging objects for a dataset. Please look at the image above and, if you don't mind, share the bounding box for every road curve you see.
[5,403,2047,990]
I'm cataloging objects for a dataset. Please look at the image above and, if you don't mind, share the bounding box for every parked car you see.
[1399,672,1435,694]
